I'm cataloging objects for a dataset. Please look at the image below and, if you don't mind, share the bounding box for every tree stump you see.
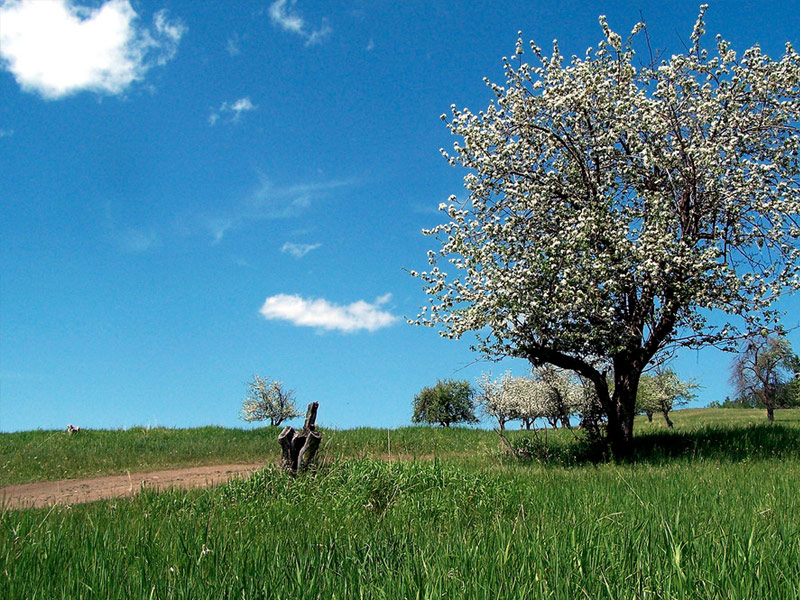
[278,402,322,475]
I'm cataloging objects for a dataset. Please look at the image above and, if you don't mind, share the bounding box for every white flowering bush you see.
[475,371,547,430]
[239,375,300,427]
[530,366,585,429]
[413,6,800,453]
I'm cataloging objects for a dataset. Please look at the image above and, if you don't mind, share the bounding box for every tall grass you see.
[2,456,799,599]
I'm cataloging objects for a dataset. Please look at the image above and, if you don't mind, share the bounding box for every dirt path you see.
[1,463,266,510]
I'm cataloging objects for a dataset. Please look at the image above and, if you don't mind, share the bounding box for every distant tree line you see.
[412,363,699,440]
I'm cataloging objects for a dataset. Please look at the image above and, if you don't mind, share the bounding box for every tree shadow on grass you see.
[505,424,800,466]
[621,423,800,465]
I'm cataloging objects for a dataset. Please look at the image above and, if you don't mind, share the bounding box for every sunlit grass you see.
[3,409,800,598]
[2,409,798,486]
[2,456,799,599]
[636,407,800,430]
[0,426,278,487]
[0,425,506,487]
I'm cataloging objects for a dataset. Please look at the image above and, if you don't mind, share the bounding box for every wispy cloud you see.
[226,34,242,57]
[102,200,163,254]
[205,217,236,245]
[281,242,321,258]
[117,227,160,253]
[0,0,185,100]
[259,294,398,333]
[0,129,14,138]
[209,96,256,126]
[267,0,331,47]
[204,176,351,244]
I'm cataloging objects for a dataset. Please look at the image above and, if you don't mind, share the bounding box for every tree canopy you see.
[413,6,800,453]
[412,379,478,427]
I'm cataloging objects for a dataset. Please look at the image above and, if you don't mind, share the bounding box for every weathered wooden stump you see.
[278,402,322,475]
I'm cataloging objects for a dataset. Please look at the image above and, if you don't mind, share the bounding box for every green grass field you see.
[2,408,800,599]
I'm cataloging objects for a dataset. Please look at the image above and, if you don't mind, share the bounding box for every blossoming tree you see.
[476,367,592,430]
[413,7,800,454]
[475,371,518,430]
[239,375,300,427]
[636,367,699,428]
[501,374,543,430]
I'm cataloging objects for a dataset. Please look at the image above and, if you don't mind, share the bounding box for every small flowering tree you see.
[502,374,544,430]
[239,375,301,427]
[475,371,518,430]
[530,365,586,429]
[636,368,699,428]
[478,368,601,436]
[475,371,552,430]
[412,7,800,454]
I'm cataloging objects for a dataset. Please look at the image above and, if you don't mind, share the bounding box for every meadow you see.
[2,409,800,599]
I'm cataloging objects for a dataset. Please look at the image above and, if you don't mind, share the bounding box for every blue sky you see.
[1,0,799,432]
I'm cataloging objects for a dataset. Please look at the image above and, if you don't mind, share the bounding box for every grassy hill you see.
[3,408,800,599]
[1,408,798,487]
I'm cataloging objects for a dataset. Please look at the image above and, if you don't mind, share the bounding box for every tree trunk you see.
[662,410,674,429]
[278,402,322,475]
[767,405,775,422]
[498,419,506,431]
[645,410,653,422]
[604,364,640,458]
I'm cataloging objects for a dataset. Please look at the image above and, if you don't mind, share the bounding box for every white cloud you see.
[208,96,256,125]
[0,129,14,138]
[268,0,303,34]
[281,242,321,258]
[260,294,398,333]
[152,9,184,59]
[231,97,255,113]
[0,0,186,100]
[267,0,331,47]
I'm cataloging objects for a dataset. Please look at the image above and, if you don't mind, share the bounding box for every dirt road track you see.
[1,463,265,510]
